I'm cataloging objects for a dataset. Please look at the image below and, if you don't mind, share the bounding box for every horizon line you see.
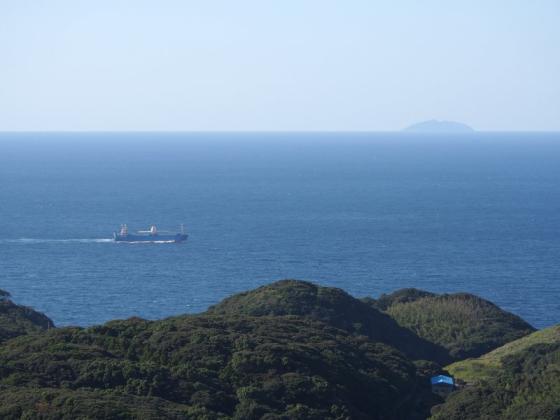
[1,130,560,134]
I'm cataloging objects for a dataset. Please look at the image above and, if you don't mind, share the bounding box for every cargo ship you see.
[113,224,188,243]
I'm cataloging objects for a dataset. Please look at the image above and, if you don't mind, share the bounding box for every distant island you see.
[404,120,475,133]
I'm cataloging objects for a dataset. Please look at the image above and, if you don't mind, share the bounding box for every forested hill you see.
[432,341,560,419]
[208,280,450,364]
[447,324,560,383]
[366,288,534,360]
[0,289,54,343]
[0,280,554,419]
[433,325,560,418]
[0,281,442,419]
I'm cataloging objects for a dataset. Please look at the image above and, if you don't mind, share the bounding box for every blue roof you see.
[431,375,454,385]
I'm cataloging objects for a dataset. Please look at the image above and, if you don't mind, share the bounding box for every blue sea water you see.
[1,132,559,328]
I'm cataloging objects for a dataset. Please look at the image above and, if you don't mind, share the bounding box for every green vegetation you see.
[368,289,534,361]
[0,387,193,419]
[0,316,437,419]
[431,342,560,419]
[209,280,450,364]
[1,280,557,419]
[0,281,446,419]
[447,325,560,383]
[0,293,54,343]
[369,289,436,311]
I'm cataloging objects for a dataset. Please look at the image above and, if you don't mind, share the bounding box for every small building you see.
[431,375,455,397]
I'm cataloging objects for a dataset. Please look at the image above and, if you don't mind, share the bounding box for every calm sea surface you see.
[1,132,559,328]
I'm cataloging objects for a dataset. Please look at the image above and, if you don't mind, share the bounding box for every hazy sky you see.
[1,1,559,131]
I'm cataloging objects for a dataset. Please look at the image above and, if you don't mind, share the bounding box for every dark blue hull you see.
[113,233,188,243]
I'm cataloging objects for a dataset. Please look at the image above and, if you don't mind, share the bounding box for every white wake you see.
[0,238,114,244]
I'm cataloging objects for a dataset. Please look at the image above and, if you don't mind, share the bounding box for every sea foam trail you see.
[0,238,180,245]
[0,238,114,244]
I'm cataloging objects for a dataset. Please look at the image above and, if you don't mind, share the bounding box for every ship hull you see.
[113,233,188,243]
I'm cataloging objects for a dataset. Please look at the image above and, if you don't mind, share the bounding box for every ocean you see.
[1,132,559,328]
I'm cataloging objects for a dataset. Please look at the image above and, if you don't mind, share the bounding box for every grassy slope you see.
[431,342,560,419]
[447,325,560,383]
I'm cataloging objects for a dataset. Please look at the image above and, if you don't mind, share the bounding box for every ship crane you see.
[137,225,158,235]
[137,225,177,234]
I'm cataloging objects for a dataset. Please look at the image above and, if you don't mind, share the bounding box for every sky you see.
[0,0,559,131]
